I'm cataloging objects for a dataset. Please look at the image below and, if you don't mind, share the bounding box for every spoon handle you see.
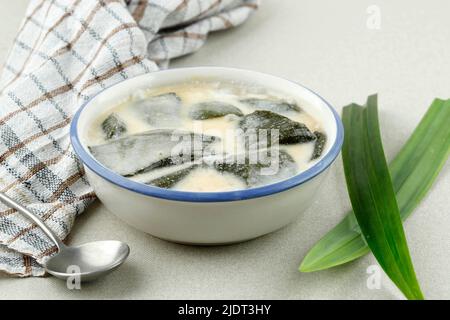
[0,192,65,250]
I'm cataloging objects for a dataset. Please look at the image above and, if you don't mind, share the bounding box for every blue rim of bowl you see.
[70,67,344,203]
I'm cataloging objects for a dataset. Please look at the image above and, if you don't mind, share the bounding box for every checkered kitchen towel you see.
[0,0,258,277]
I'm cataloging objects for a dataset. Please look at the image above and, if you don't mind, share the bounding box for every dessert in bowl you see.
[70,67,343,244]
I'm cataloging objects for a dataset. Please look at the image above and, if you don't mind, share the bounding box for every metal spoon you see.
[0,192,130,282]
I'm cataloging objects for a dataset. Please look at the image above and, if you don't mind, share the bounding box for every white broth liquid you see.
[87,80,326,192]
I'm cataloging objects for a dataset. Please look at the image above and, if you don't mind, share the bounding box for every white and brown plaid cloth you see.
[0,0,258,277]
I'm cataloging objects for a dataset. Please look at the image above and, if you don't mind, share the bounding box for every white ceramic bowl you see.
[71,67,343,244]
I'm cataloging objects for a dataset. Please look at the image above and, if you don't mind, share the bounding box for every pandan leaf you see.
[300,98,450,273]
[338,95,424,299]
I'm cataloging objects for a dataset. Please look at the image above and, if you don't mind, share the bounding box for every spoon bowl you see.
[0,191,130,282]
[45,240,130,282]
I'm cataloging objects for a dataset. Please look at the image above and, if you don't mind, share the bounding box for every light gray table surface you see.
[0,0,449,300]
